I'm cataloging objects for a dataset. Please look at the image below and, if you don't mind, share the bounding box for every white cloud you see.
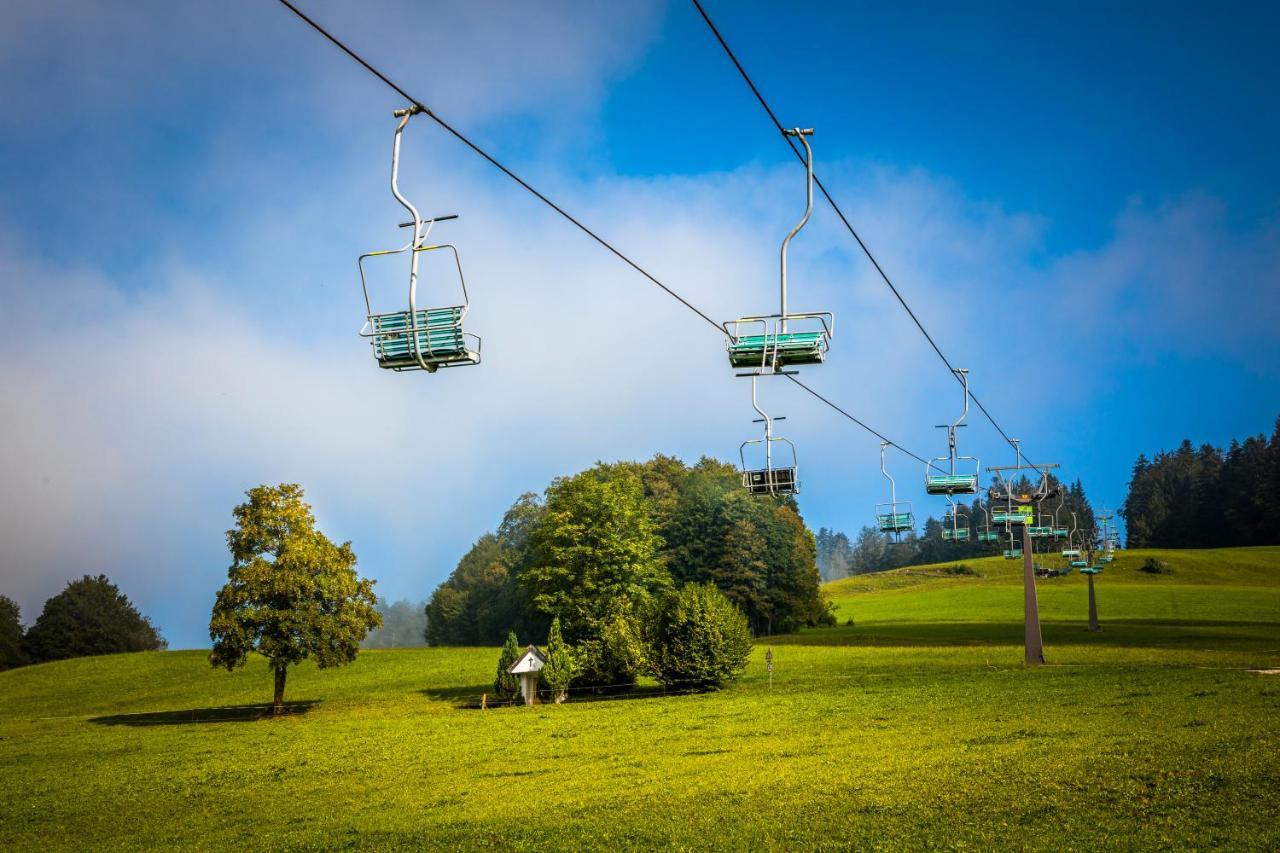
[9,154,1273,646]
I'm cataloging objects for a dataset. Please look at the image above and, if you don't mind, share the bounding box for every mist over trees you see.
[1121,418,1280,548]
[361,599,428,649]
[425,455,831,650]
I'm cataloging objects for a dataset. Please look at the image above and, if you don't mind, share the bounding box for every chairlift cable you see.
[277,0,722,336]
[275,0,948,475]
[690,0,1037,467]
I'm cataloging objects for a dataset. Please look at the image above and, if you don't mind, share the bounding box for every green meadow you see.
[2,547,1277,850]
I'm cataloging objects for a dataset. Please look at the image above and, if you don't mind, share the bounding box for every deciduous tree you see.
[520,467,668,644]
[209,484,380,716]
[22,576,165,663]
[0,595,27,670]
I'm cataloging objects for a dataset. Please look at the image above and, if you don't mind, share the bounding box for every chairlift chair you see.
[739,375,798,496]
[358,106,480,373]
[1063,513,1085,563]
[977,505,1001,542]
[942,497,971,542]
[875,441,915,539]
[723,129,834,373]
[993,505,1031,525]
[925,369,980,495]
[1028,505,1054,539]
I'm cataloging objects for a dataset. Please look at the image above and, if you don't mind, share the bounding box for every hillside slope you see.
[1,547,1277,849]
[809,546,1280,651]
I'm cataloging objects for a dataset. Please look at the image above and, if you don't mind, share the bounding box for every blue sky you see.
[2,1,1277,648]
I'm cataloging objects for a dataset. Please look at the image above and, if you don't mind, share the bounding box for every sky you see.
[1,0,1277,648]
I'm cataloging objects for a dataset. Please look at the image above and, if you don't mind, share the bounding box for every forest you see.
[1121,417,1280,548]
[425,455,831,647]
[816,475,1097,580]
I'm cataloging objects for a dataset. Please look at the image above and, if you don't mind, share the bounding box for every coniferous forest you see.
[817,475,1097,580]
[1120,417,1280,549]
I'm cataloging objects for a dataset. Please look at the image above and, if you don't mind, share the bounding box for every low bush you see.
[1140,558,1167,574]
[651,583,751,690]
[493,631,520,700]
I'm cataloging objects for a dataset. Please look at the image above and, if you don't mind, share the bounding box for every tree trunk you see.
[273,665,287,716]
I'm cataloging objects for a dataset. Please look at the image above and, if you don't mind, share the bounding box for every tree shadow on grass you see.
[89,701,319,726]
[422,684,492,702]
[424,682,708,709]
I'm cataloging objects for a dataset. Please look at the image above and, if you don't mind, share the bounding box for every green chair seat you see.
[993,511,1028,524]
[925,474,979,495]
[371,308,476,368]
[877,513,913,532]
[728,332,827,368]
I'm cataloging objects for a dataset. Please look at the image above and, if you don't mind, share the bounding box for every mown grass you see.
[1,547,1278,850]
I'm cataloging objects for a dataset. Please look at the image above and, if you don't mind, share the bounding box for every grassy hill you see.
[1,547,1277,849]
[810,546,1280,657]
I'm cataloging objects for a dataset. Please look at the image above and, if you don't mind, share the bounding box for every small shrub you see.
[494,631,520,699]
[651,583,752,690]
[540,617,577,704]
[845,617,855,627]
[943,564,977,576]
[1140,558,1166,575]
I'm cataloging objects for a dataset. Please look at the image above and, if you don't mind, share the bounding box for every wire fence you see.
[456,675,748,709]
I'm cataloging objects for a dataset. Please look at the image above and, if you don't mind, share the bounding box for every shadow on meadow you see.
[422,682,707,709]
[89,701,319,726]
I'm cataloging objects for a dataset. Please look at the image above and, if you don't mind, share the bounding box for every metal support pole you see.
[779,128,814,332]
[1087,574,1100,632]
[1022,522,1045,665]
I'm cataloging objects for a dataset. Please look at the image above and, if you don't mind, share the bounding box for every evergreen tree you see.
[1119,416,1280,548]
[850,526,889,573]
[709,518,769,633]
[540,617,576,704]
[494,630,520,700]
